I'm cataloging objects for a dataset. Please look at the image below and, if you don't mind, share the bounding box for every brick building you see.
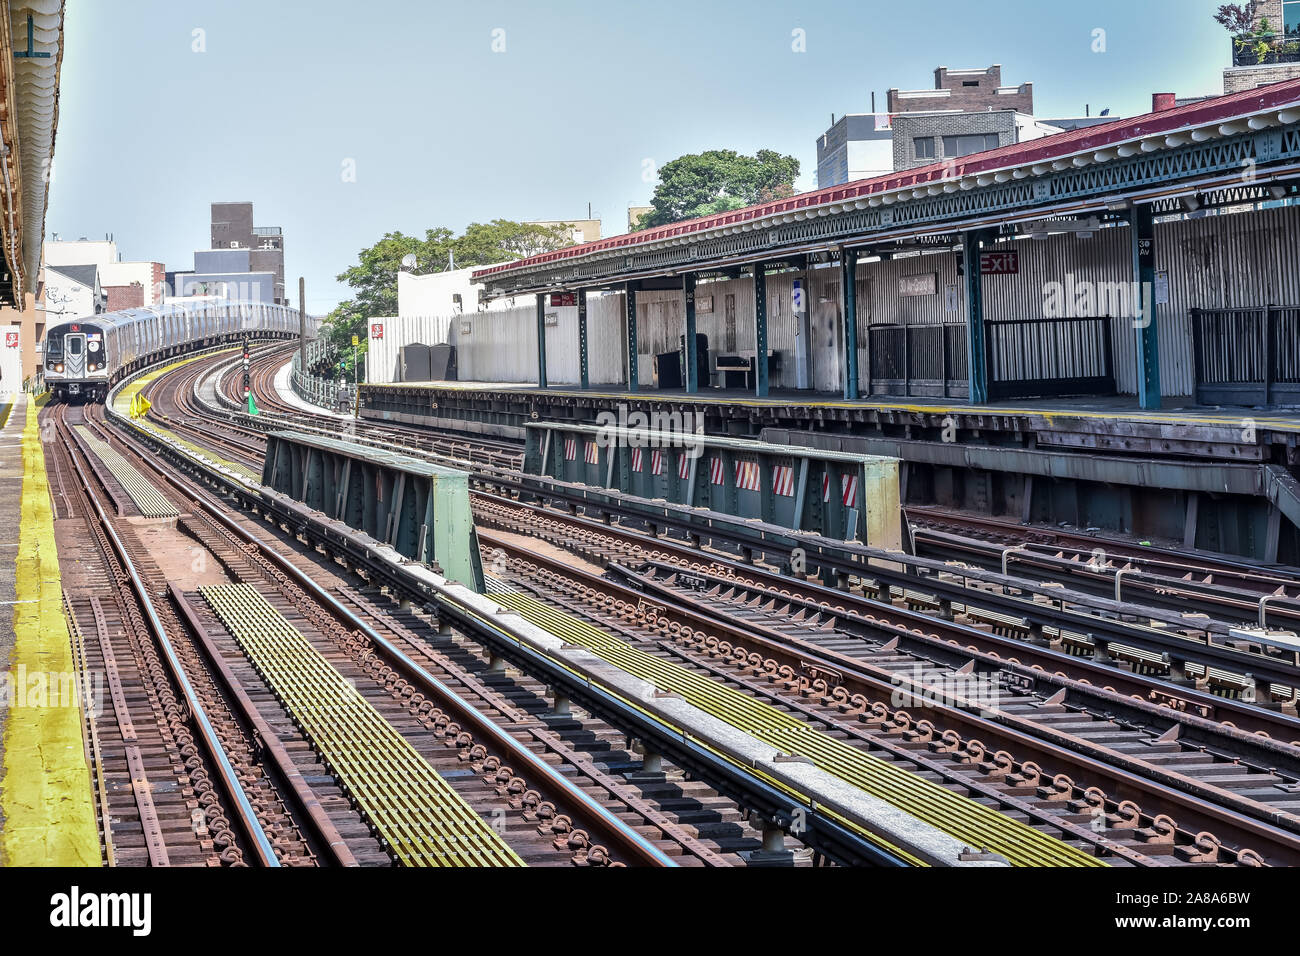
[210,202,286,304]
[886,65,1033,115]
[103,282,144,311]
[891,109,1063,171]
[1223,0,1300,92]
[819,64,1049,185]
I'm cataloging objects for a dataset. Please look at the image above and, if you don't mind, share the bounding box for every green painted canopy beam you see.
[577,288,589,389]
[535,293,548,389]
[754,263,769,397]
[840,249,859,400]
[1131,204,1161,410]
[625,280,639,392]
[684,273,699,393]
[963,230,990,405]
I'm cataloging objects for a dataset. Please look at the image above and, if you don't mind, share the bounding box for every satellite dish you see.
[400,253,417,271]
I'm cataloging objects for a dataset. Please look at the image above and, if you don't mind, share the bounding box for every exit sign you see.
[980,250,1019,275]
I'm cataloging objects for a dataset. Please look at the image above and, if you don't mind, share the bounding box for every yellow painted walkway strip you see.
[201,583,524,867]
[0,401,100,866]
[489,582,1105,867]
[74,426,179,519]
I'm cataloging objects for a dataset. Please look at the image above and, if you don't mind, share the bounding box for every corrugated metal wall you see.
[370,204,1299,398]
[1157,204,1300,399]
[851,204,1300,398]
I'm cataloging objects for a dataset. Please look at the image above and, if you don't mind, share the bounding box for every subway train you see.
[43,299,303,402]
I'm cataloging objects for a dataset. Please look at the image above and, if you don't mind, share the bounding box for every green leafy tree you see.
[637,149,800,229]
[320,219,573,377]
[457,219,574,262]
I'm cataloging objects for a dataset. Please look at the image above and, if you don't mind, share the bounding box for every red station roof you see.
[475,78,1300,282]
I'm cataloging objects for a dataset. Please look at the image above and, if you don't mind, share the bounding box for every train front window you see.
[68,336,82,355]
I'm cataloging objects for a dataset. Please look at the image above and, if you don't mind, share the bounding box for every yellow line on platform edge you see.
[369,382,1300,431]
[0,402,100,866]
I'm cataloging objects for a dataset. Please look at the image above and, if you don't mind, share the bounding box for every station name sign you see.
[979,250,1019,275]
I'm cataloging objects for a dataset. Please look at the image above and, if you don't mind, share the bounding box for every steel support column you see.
[963,230,990,404]
[535,293,548,389]
[577,288,589,389]
[684,273,699,393]
[753,263,769,397]
[840,250,859,400]
[625,281,639,392]
[1131,204,1161,410]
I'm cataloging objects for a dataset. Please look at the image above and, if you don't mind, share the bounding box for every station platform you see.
[369,379,1299,430]
[361,379,1300,564]
[272,358,352,420]
[0,395,99,866]
[361,379,1300,456]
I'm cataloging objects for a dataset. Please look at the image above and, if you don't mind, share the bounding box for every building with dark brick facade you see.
[819,64,1062,181]
[209,202,286,305]
[886,65,1032,116]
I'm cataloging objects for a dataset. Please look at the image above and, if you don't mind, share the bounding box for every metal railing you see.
[986,316,1115,400]
[290,341,352,411]
[1230,32,1300,67]
[1191,305,1300,406]
[867,323,968,397]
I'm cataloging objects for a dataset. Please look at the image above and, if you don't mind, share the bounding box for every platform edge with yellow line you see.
[0,400,100,867]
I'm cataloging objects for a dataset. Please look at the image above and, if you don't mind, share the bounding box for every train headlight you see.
[55,363,63,373]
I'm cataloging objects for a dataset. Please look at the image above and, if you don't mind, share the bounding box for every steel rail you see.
[100,406,682,868]
[55,412,281,867]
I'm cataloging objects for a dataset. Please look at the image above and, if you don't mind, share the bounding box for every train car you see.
[44,300,307,403]
[43,317,115,402]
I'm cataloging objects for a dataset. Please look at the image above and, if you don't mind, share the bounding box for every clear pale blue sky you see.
[50,0,1231,312]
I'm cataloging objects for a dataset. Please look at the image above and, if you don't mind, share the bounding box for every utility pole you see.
[298,276,307,373]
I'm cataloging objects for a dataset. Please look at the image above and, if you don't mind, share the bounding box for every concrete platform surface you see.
[366,380,1300,432]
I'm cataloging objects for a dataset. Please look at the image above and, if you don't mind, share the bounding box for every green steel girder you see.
[482,127,1300,296]
[526,422,899,545]
[262,431,484,590]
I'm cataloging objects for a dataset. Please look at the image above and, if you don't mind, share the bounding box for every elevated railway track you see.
[45,339,1300,868]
